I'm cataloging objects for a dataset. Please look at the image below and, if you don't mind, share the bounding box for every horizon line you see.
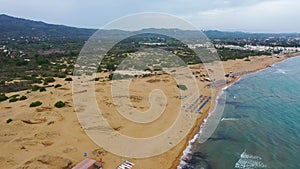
[1,13,300,34]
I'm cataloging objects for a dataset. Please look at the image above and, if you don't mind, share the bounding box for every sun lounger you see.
[117,160,135,169]
[122,163,132,168]
[196,97,211,113]
[125,160,135,165]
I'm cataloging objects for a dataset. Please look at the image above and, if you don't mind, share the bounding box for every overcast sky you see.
[1,0,300,33]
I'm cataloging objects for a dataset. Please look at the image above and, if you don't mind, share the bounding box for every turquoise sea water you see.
[187,56,300,169]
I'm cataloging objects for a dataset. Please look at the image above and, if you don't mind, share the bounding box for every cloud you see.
[185,0,300,32]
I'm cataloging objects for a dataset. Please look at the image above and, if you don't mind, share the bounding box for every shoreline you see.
[172,53,300,169]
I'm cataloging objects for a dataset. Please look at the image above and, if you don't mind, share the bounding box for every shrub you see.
[0,80,5,85]
[54,101,65,108]
[30,101,42,107]
[94,77,100,81]
[0,94,8,102]
[244,58,251,61]
[6,118,13,124]
[108,74,113,80]
[177,84,188,91]
[65,77,73,81]
[32,85,40,91]
[31,77,43,84]
[9,94,20,98]
[15,60,29,66]
[57,74,66,78]
[39,87,46,92]
[36,57,49,65]
[19,96,28,101]
[54,84,62,88]
[9,97,18,102]
[21,75,32,80]
[44,77,55,83]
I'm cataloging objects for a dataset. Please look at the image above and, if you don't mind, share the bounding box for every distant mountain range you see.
[0,14,96,38]
[1,14,299,40]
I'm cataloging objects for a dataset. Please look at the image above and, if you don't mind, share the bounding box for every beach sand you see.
[0,53,297,169]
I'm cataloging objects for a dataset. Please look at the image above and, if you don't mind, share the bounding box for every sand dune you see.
[0,54,294,169]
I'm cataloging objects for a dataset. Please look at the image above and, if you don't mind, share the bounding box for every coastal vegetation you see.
[29,101,42,107]
[54,84,62,88]
[65,77,73,81]
[54,101,65,108]
[19,95,27,100]
[217,48,270,61]
[43,77,55,84]
[9,97,18,102]
[0,93,8,101]
[32,85,41,92]
[6,95,28,103]
[177,84,188,91]
[39,87,46,92]
[6,118,13,124]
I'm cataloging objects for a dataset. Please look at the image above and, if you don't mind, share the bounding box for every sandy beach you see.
[0,53,298,169]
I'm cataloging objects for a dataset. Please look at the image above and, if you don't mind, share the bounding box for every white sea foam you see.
[235,150,267,169]
[274,69,288,74]
[221,118,240,121]
[177,133,199,169]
